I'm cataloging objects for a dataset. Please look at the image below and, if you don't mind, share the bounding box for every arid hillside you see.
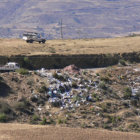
[0,0,140,38]
[0,64,140,133]
[0,36,140,56]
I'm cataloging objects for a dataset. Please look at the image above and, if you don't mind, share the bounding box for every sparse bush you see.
[72,82,78,88]
[81,122,87,128]
[119,59,126,66]
[30,114,40,124]
[58,119,63,124]
[40,118,47,125]
[51,100,62,107]
[128,123,139,130]
[14,99,30,112]
[49,47,56,53]
[92,93,100,101]
[0,101,11,114]
[16,68,29,75]
[0,113,7,122]
[14,102,26,111]
[99,82,107,90]
[96,73,100,76]
[37,86,48,93]
[27,80,34,86]
[107,115,121,125]
[100,76,110,83]
[32,114,40,121]
[53,73,66,81]
[123,87,132,99]
[23,57,32,69]
[103,123,111,129]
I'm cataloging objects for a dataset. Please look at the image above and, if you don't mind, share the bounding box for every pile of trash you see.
[36,67,99,110]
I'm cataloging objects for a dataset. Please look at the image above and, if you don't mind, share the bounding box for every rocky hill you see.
[0,0,140,38]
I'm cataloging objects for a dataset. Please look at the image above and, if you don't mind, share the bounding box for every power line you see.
[60,19,63,39]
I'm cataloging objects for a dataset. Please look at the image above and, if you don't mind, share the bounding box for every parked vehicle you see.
[23,32,46,44]
[0,62,20,72]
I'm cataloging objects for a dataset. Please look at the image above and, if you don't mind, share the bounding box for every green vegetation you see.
[30,114,40,124]
[14,98,30,112]
[57,118,67,124]
[37,86,48,93]
[100,76,110,83]
[53,73,66,81]
[99,82,107,90]
[119,59,126,66]
[0,113,7,122]
[16,68,29,75]
[40,118,47,125]
[123,87,132,99]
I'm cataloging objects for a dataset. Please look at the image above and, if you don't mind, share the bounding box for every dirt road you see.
[0,123,140,140]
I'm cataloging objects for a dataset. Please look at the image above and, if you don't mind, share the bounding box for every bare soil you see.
[0,123,140,140]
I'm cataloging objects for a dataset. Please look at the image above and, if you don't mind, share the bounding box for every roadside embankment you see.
[0,52,140,69]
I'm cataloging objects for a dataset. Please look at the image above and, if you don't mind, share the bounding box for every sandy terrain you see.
[0,36,140,56]
[0,123,140,140]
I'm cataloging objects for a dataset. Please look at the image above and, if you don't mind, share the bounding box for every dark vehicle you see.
[23,32,46,44]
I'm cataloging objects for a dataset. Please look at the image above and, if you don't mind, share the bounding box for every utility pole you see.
[60,19,63,39]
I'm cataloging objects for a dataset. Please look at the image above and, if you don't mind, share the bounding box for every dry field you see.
[0,123,139,140]
[0,36,140,56]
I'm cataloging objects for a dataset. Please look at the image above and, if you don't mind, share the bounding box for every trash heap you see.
[36,66,99,110]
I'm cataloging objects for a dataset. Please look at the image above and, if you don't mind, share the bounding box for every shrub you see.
[128,123,139,130]
[14,102,26,111]
[100,76,110,83]
[49,47,56,53]
[124,87,132,99]
[37,86,48,93]
[119,59,126,66]
[99,82,107,90]
[96,73,100,76]
[32,114,39,121]
[0,113,7,122]
[22,57,33,69]
[40,118,47,125]
[30,114,40,124]
[27,80,34,86]
[72,82,78,88]
[0,101,11,114]
[16,68,29,75]
[53,73,66,81]
[58,119,63,124]
[92,93,100,101]
[107,116,121,125]
[57,118,67,124]
[14,99,30,112]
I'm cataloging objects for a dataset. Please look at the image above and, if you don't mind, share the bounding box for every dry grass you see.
[0,123,140,140]
[0,36,140,56]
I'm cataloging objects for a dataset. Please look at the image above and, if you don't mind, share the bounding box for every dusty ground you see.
[0,123,140,140]
[0,36,140,56]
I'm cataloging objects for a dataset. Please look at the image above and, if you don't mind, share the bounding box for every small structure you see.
[23,32,46,44]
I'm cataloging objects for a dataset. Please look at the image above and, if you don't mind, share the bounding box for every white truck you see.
[23,32,46,44]
[0,62,20,72]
